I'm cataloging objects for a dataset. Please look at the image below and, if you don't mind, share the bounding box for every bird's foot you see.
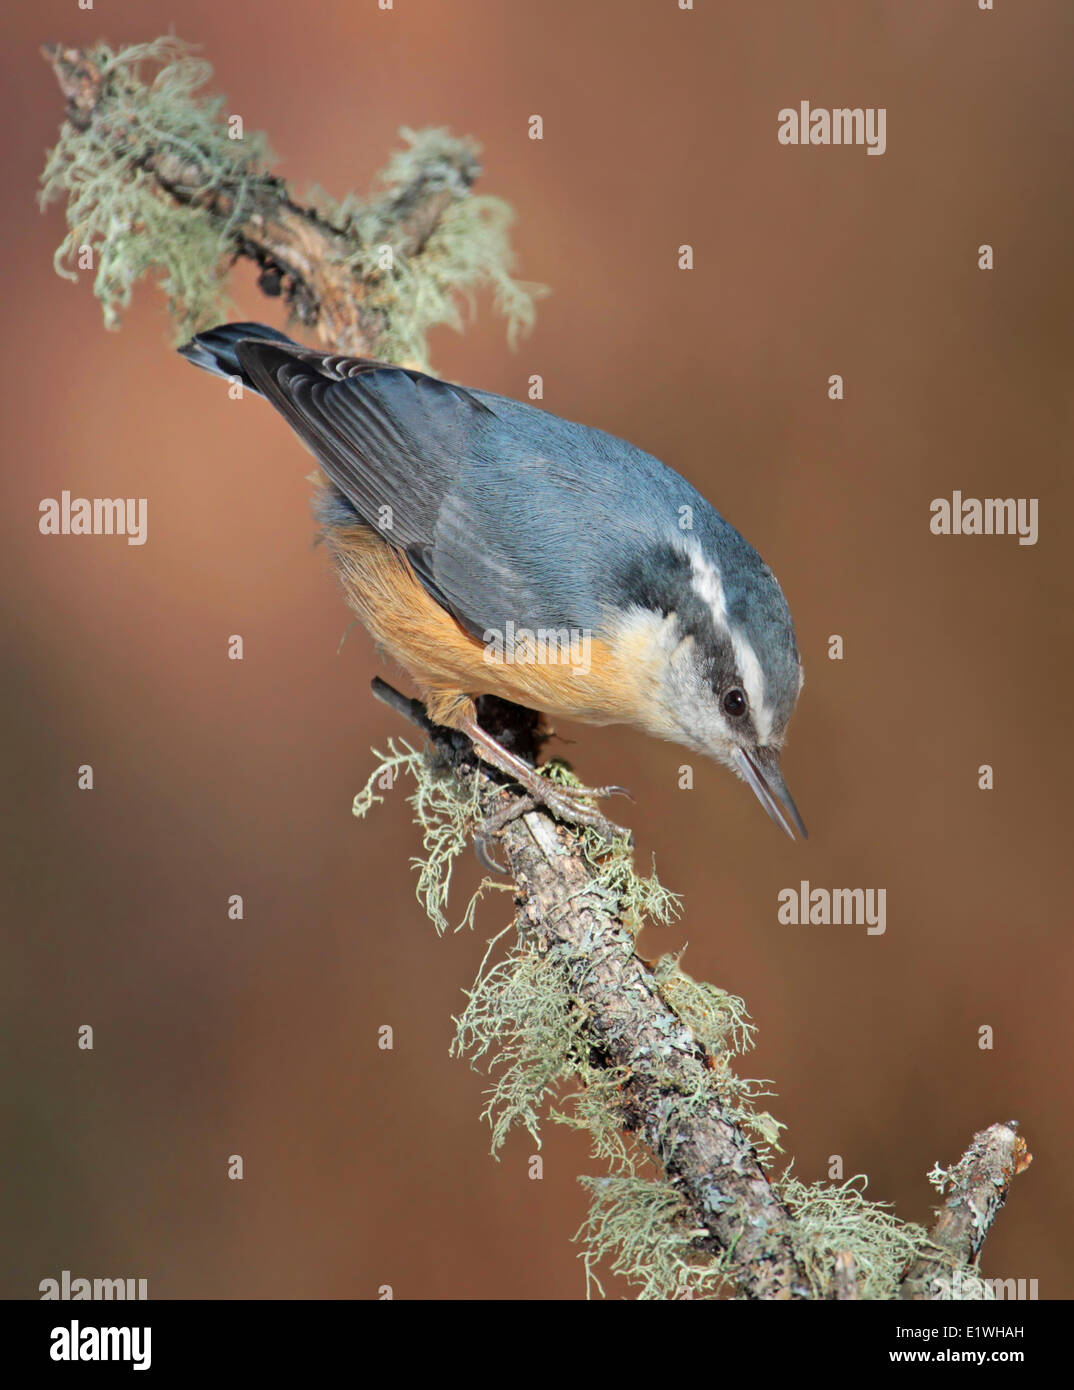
[473,777,632,872]
[460,715,633,870]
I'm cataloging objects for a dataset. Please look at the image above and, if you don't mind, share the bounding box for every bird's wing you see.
[236,341,483,552]
[235,340,597,636]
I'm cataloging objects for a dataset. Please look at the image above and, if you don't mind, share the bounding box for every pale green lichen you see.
[40,38,274,338]
[352,738,484,935]
[541,760,682,929]
[356,741,996,1300]
[40,40,544,362]
[653,953,756,1055]
[777,1173,930,1300]
[575,1176,725,1301]
[652,953,784,1155]
[776,1171,995,1301]
[451,931,583,1154]
[550,1061,641,1177]
[323,127,545,366]
[927,1160,959,1193]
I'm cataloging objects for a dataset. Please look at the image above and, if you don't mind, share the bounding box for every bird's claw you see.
[473,781,632,872]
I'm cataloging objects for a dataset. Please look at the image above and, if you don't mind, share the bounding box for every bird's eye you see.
[722,687,748,718]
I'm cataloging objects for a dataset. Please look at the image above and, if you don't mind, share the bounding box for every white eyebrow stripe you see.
[686,542,772,742]
[731,629,771,743]
[686,545,729,631]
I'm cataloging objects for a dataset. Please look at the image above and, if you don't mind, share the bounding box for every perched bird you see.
[180,323,806,840]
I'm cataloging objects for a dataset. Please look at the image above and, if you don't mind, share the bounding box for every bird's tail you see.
[178,321,296,394]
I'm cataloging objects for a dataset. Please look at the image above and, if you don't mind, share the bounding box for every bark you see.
[899,1122,1033,1299]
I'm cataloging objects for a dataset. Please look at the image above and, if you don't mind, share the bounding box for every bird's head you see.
[608,534,806,838]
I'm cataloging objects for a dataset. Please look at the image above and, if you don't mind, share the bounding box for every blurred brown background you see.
[3,0,1072,1300]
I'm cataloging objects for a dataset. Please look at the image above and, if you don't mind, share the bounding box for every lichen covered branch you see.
[899,1122,1033,1300]
[40,38,541,362]
[362,688,807,1296]
[501,811,810,1298]
[362,687,1020,1301]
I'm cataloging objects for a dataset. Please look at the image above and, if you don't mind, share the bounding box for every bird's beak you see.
[733,746,808,840]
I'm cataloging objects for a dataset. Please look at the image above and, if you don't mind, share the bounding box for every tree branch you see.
[379,688,1033,1298]
[506,811,810,1297]
[899,1122,1033,1299]
[378,685,810,1297]
[40,40,533,361]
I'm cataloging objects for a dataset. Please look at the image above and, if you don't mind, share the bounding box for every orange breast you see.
[320,515,650,731]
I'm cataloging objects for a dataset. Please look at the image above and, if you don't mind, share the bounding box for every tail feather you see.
[178,321,296,393]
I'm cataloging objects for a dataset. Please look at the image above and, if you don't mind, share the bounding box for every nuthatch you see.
[180,322,806,840]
